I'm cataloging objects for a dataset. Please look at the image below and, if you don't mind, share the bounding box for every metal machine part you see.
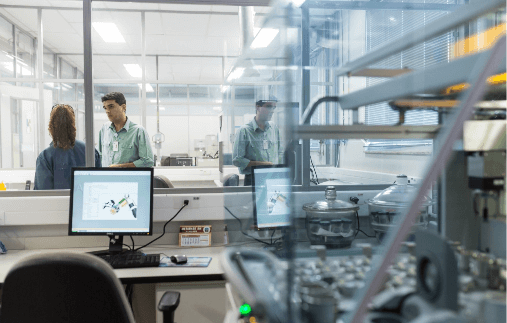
[463,110,506,219]
[366,175,432,239]
[221,233,506,323]
[303,186,360,248]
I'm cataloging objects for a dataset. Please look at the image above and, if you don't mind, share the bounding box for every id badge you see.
[263,140,269,150]
[113,141,119,152]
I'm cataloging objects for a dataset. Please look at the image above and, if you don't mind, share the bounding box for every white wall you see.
[0,85,52,168]
[146,115,219,158]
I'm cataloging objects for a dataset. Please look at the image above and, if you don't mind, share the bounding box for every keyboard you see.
[97,252,160,269]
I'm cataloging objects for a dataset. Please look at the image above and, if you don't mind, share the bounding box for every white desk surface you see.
[0,245,226,284]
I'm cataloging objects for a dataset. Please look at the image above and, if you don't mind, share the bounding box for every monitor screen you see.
[252,165,291,229]
[69,168,153,236]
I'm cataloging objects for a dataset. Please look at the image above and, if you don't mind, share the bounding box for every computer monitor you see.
[69,167,154,254]
[252,165,291,229]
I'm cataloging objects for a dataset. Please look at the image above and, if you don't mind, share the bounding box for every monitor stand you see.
[88,235,130,256]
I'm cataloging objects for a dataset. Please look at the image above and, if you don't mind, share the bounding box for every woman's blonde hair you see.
[48,104,76,150]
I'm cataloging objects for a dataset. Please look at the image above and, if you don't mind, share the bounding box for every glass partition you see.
[0,1,242,190]
[222,1,506,322]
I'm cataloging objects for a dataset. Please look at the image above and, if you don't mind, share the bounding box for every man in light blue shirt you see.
[233,99,284,185]
[97,92,154,168]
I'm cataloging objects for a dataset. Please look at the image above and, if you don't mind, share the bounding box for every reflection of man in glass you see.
[233,98,284,186]
[97,92,154,168]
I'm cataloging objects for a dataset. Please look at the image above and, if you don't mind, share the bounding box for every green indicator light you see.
[239,303,252,315]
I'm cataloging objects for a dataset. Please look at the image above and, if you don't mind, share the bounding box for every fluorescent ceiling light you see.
[138,83,154,92]
[124,64,142,77]
[220,85,230,93]
[93,22,125,43]
[159,107,166,111]
[1,62,13,72]
[250,28,279,49]
[227,67,245,81]
[213,106,222,111]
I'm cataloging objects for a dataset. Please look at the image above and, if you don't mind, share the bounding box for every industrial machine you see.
[220,0,506,322]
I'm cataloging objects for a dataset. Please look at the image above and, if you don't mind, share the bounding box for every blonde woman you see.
[34,104,101,190]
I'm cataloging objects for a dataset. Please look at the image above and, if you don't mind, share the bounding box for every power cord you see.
[134,200,189,252]
[224,206,270,246]
[130,235,135,251]
[355,211,376,238]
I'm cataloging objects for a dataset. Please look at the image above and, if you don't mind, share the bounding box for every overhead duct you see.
[237,6,261,79]
[239,6,255,53]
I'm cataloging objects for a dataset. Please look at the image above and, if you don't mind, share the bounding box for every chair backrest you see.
[222,173,239,186]
[0,252,135,323]
[154,175,175,188]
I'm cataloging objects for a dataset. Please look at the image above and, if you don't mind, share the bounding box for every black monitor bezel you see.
[251,164,291,230]
[68,167,154,237]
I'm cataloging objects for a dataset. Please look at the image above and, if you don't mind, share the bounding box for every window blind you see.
[364,0,454,126]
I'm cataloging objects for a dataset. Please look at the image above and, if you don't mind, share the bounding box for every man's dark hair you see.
[101,92,126,106]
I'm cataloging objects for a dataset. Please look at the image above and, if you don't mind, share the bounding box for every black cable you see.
[355,211,376,238]
[130,235,135,251]
[310,156,319,185]
[270,229,276,245]
[134,204,187,252]
[122,244,132,251]
[224,206,270,245]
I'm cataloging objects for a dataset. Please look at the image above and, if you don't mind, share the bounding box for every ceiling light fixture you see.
[93,22,126,43]
[250,28,279,49]
[227,67,245,81]
[291,0,306,7]
[124,64,142,78]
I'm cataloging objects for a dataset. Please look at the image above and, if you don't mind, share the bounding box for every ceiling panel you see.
[44,32,83,53]
[211,5,239,13]
[200,65,222,81]
[93,63,119,79]
[207,15,240,37]
[100,2,162,10]
[0,3,248,84]
[42,10,73,33]
[47,1,82,9]
[0,0,50,6]
[160,13,210,36]
[69,22,83,37]
[2,8,38,33]
[60,9,83,23]
[158,4,212,11]
[111,12,141,35]
[147,35,218,55]
[145,13,163,35]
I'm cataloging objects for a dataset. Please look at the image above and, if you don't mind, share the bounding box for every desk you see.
[0,246,225,285]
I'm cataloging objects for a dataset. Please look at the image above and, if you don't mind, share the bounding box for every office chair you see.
[0,252,180,323]
[154,175,175,188]
[222,174,239,187]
